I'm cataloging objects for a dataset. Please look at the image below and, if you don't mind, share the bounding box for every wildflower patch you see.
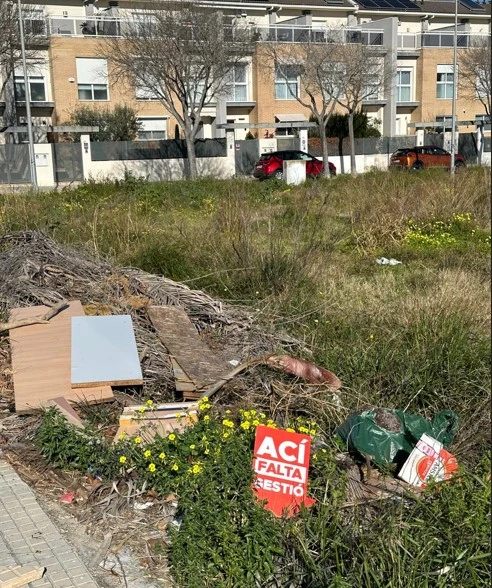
[253,425,315,517]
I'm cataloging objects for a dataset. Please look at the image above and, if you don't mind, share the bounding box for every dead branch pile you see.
[0,231,306,405]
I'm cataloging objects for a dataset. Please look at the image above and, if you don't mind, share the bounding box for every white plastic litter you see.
[376,257,402,266]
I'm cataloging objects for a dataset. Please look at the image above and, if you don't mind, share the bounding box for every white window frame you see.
[275,65,299,100]
[396,68,412,102]
[76,58,109,101]
[14,75,47,102]
[136,117,168,141]
[436,64,457,100]
[225,64,248,102]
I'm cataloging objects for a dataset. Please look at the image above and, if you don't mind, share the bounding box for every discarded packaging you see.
[60,491,76,504]
[376,257,402,265]
[398,433,458,488]
[337,408,459,467]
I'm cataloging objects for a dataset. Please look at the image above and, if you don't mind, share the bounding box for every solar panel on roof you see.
[459,0,486,11]
[358,0,421,11]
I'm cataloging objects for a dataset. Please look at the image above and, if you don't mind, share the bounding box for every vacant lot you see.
[1,168,490,586]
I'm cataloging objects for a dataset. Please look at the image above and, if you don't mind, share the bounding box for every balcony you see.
[398,31,490,50]
[255,25,384,46]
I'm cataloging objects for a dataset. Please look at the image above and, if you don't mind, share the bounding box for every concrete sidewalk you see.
[0,458,99,587]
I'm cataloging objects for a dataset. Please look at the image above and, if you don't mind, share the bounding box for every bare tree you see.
[331,43,389,174]
[261,34,343,178]
[101,0,254,179]
[459,37,491,118]
[0,1,44,127]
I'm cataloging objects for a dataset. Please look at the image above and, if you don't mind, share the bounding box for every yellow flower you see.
[252,419,260,426]
[190,444,196,450]
[146,399,154,406]
[298,426,309,434]
[138,407,146,413]
[222,419,234,428]
[119,432,126,440]
[134,436,142,444]
[225,410,231,414]
[260,413,266,419]
[204,448,210,455]
[240,421,250,430]
[168,433,176,441]
[190,464,202,475]
[222,432,230,440]
[159,452,166,460]
[201,397,209,403]
[144,450,151,458]
[119,455,127,464]
[148,463,156,472]
[266,420,277,428]
[310,429,316,436]
[171,463,179,471]
[203,415,210,422]
[286,428,295,433]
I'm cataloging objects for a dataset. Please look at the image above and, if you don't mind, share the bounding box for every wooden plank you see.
[114,413,197,443]
[46,397,85,429]
[147,306,228,388]
[71,315,143,388]
[0,565,45,587]
[170,357,197,392]
[9,302,114,414]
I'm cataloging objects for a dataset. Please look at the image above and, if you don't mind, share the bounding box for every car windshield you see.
[393,149,411,156]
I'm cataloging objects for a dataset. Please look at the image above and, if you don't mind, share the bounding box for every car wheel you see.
[272,169,283,180]
[455,161,465,169]
[412,161,424,171]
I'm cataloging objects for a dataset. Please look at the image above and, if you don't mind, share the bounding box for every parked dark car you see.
[252,150,336,180]
[390,146,466,170]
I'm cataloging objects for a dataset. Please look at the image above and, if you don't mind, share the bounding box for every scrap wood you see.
[114,412,198,442]
[46,397,85,429]
[147,305,229,388]
[0,300,67,334]
[0,565,45,588]
[9,301,114,413]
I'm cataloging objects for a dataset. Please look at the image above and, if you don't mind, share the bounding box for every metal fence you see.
[90,138,227,161]
[0,144,31,184]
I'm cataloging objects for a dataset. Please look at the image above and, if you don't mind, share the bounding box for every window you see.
[436,65,456,99]
[225,65,248,102]
[364,74,380,100]
[76,58,108,101]
[14,75,46,102]
[23,9,46,36]
[137,117,167,140]
[436,115,452,131]
[397,69,412,102]
[275,65,299,100]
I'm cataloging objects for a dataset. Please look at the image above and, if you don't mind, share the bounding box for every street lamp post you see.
[17,0,38,189]
[450,0,458,176]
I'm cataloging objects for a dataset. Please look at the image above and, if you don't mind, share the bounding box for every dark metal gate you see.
[234,140,260,176]
[0,144,31,184]
[52,143,83,182]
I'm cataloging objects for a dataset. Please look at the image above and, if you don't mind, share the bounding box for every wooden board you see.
[9,302,114,414]
[46,397,85,429]
[170,357,197,392]
[71,315,143,388]
[0,565,45,588]
[114,413,197,443]
[147,305,228,389]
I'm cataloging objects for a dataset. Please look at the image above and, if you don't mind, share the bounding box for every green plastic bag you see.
[337,409,459,468]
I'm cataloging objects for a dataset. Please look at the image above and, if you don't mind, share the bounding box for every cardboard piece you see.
[71,315,143,388]
[398,433,458,488]
[9,302,114,413]
[147,306,228,390]
[252,425,315,518]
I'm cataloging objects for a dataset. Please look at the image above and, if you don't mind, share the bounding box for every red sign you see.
[252,425,315,517]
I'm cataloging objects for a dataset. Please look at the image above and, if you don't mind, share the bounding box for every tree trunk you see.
[338,136,345,174]
[348,110,357,175]
[184,130,198,180]
[320,120,331,178]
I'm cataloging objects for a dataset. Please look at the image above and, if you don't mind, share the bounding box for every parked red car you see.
[390,146,466,170]
[252,150,336,180]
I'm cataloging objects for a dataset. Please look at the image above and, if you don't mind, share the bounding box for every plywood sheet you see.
[147,305,228,388]
[71,315,143,388]
[9,302,114,414]
[114,413,197,443]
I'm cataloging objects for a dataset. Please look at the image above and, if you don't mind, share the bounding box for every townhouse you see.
[1,0,490,142]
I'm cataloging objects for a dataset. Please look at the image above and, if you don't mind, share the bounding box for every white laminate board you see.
[71,315,143,387]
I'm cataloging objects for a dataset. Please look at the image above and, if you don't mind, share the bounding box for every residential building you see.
[1,0,490,143]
